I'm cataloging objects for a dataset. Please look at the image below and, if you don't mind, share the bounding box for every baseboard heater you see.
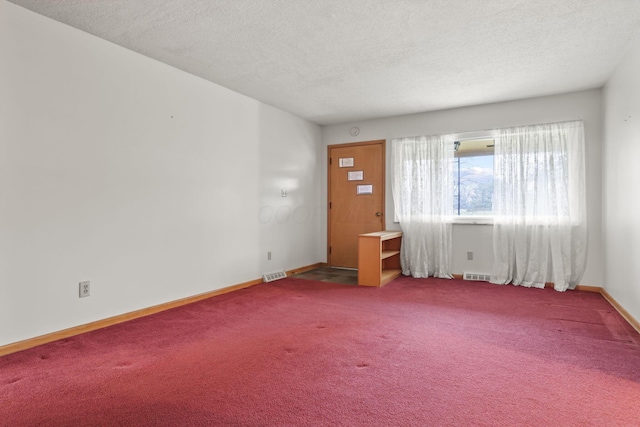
[263,270,287,282]
[463,272,491,282]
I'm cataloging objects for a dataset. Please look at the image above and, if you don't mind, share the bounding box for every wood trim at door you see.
[327,139,386,267]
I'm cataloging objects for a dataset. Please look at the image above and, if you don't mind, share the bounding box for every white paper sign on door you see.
[357,184,373,195]
[339,158,354,167]
[348,171,364,181]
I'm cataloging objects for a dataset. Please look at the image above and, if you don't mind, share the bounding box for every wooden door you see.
[328,140,385,268]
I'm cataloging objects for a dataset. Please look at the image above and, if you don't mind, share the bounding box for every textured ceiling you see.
[8,0,640,125]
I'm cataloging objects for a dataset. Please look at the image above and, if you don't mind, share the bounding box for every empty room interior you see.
[2,1,640,425]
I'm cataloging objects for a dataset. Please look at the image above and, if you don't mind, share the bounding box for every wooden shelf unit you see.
[358,231,402,287]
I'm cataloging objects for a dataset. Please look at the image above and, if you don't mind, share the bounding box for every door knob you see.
[375,212,382,217]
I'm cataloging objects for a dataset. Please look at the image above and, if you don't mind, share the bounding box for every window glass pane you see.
[453,153,493,216]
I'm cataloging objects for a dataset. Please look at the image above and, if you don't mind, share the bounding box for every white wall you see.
[0,1,323,347]
[603,34,640,323]
[322,90,604,287]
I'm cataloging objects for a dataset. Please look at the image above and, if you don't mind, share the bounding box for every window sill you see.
[452,217,494,225]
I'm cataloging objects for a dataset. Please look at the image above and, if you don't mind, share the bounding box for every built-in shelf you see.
[358,231,402,287]
[381,250,401,260]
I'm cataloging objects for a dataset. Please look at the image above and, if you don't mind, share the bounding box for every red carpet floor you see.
[2,277,640,426]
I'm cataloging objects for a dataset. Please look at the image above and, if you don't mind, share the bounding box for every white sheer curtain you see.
[391,135,454,278]
[490,120,587,291]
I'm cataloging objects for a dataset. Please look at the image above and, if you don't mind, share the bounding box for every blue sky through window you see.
[453,154,493,215]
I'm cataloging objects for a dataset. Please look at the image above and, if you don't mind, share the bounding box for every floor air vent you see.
[263,270,287,283]
[463,272,491,282]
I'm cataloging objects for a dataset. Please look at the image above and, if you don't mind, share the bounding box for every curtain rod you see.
[453,119,583,139]
[393,119,583,142]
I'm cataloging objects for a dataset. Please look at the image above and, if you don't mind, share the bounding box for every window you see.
[453,139,494,219]
[390,121,585,285]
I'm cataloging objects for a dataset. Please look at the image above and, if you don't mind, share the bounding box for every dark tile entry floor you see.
[292,267,358,285]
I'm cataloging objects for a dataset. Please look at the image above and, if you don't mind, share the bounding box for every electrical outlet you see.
[467,251,474,260]
[267,251,272,261]
[79,281,90,298]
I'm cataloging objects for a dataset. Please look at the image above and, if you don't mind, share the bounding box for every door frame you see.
[327,139,386,267]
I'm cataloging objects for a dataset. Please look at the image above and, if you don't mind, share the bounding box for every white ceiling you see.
[9,0,640,125]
